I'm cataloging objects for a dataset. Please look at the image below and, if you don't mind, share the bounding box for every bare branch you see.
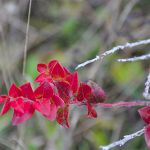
[117,53,150,62]
[99,127,145,150]
[22,0,32,76]
[100,39,150,57]
[143,71,150,100]
[75,55,99,70]
[75,38,150,69]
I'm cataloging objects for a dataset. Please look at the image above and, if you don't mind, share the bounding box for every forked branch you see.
[76,38,150,69]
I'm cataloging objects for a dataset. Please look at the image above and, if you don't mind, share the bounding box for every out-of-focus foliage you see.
[111,62,143,85]
[0,0,149,150]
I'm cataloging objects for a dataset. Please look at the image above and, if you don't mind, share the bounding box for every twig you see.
[75,55,100,70]
[143,71,150,100]
[98,101,150,108]
[75,38,150,69]
[117,53,150,62]
[99,127,145,150]
[22,0,32,76]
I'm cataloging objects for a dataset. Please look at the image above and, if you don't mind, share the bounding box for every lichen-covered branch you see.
[117,53,150,62]
[99,127,145,150]
[75,55,99,70]
[76,38,150,69]
[143,71,150,100]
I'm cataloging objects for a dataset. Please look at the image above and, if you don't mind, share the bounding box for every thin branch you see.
[75,55,99,70]
[98,101,150,108]
[143,71,150,100]
[75,38,150,69]
[22,0,32,76]
[99,127,145,150]
[117,53,150,62]
[100,39,150,57]
[76,100,150,109]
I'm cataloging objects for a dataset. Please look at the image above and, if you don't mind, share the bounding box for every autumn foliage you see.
[0,60,106,128]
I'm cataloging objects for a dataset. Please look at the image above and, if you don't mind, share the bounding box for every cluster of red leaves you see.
[139,107,150,148]
[0,60,106,127]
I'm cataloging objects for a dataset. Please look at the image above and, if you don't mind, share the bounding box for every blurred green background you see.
[0,0,150,150]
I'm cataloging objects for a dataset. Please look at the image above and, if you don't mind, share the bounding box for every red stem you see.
[98,101,150,108]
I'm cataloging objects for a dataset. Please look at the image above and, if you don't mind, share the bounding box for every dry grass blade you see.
[22,0,32,76]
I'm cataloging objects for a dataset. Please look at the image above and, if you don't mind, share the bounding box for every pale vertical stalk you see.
[16,1,33,150]
[0,26,10,90]
[22,0,32,76]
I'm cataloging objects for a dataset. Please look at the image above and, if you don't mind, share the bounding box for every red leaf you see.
[34,99,50,116]
[20,83,35,101]
[37,63,47,73]
[87,81,106,103]
[66,72,79,93]
[145,125,150,148]
[9,84,22,98]
[63,67,71,76]
[48,60,58,70]
[138,107,150,124]
[55,81,71,103]
[34,81,53,99]
[87,103,97,118]
[48,60,65,80]
[34,73,52,83]
[0,100,10,116]
[52,95,65,107]
[12,102,34,125]
[34,99,57,121]
[45,103,57,121]
[77,82,92,102]
[10,98,24,113]
[0,95,9,103]
[56,105,69,128]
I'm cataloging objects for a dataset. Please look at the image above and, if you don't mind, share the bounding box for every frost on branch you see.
[76,38,150,69]
[75,55,99,70]
[99,127,145,150]
[117,53,150,62]
[143,71,150,100]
